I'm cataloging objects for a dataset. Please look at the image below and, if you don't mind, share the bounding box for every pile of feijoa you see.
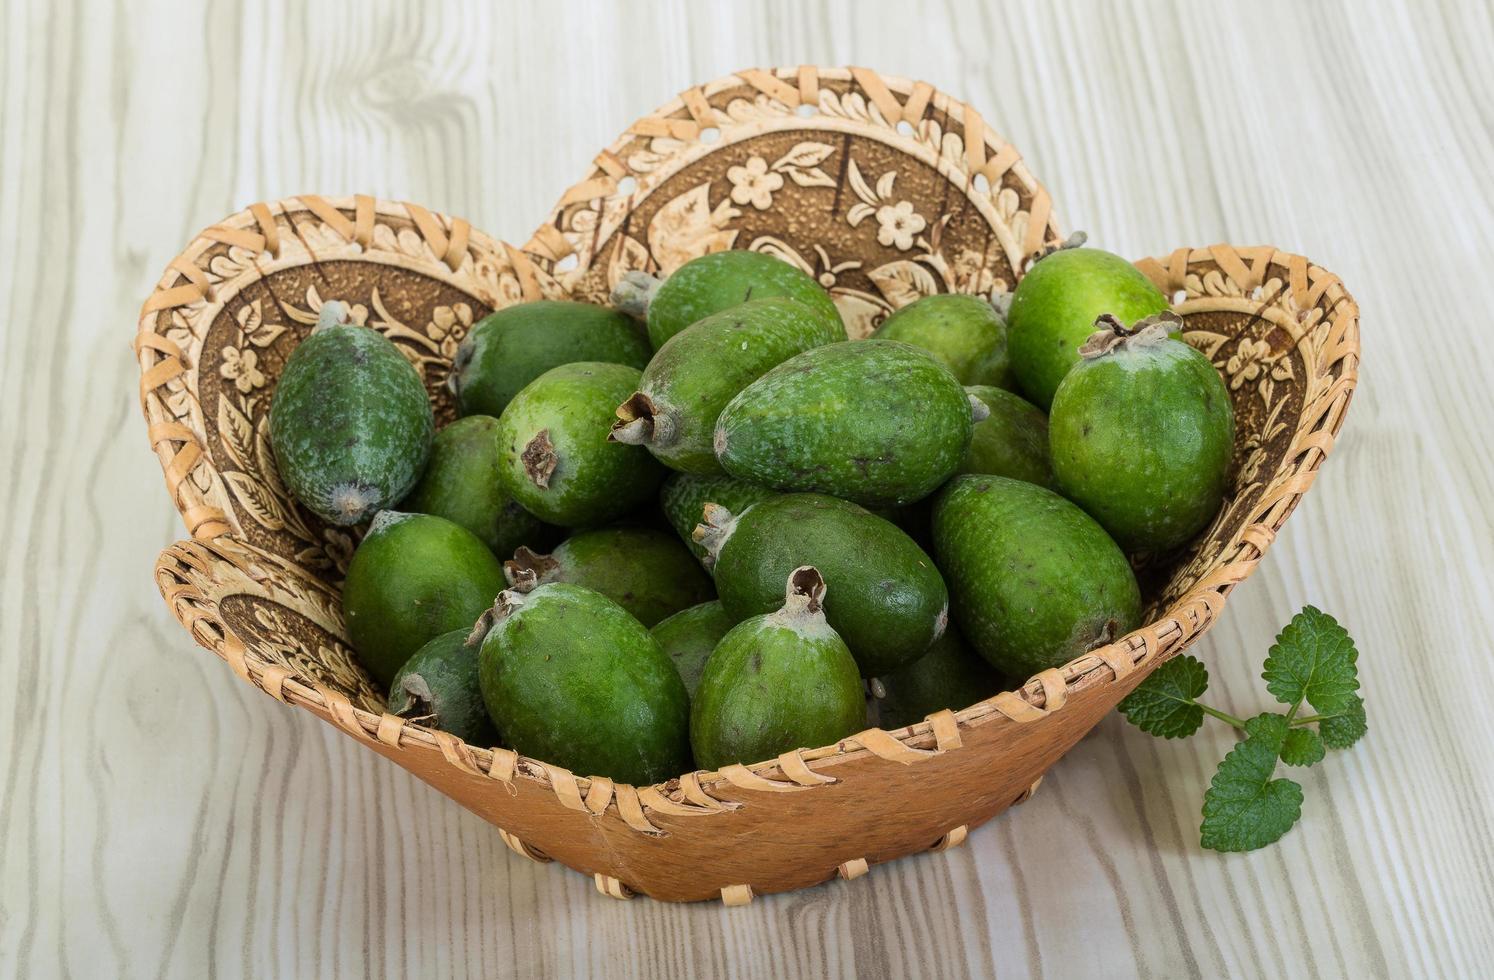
[268,242,1232,785]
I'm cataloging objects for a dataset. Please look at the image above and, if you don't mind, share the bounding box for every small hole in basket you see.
[1250,285,1264,300]
[348,241,363,254]
[615,176,637,197]
[555,253,579,273]
[796,103,816,118]
[1172,289,1187,305]
[973,172,991,195]
[896,119,915,137]
[701,127,721,144]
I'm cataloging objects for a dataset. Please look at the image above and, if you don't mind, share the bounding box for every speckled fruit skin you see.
[505,526,714,628]
[872,293,1013,388]
[388,629,500,747]
[452,301,650,418]
[342,512,506,687]
[645,251,845,350]
[876,628,1002,730]
[689,573,864,771]
[495,362,665,527]
[1006,248,1170,409]
[706,493,947,677]
[398,415,547,557]
[650,600,734,698]
[659,473,775,570]
[932,476,1142,679]
[269,324,433,526]
[714,340,975,507]
[959,385,1055,488]
[476,584,690,785]
[616,297,835,474]
[1050,330,1234,552]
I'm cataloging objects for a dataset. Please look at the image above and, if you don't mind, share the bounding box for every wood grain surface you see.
[2,0,1491,976]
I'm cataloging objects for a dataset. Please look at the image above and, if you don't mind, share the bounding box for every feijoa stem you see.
[1079,311,1181,359]
[1025,230,1088,270]
[466,590,525,648]
[691,503,739,569]
[503,547,561,591]
[521,430,558,488]
[609,391,676,447]
[611,270,660,318]
[313,300,351,334]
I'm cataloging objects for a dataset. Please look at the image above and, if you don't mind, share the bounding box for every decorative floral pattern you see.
[727,156,783,210]
[219,346,265,393]
[875,201,927,250]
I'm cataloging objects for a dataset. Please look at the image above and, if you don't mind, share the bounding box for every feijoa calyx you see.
[1007,245,1170,409]
[451,300,650,418]
[614,250,845,350]
[399,414,547,557]
[610,297,835,474]
[269,302,433,525]
[650,600,734,698]
[932,475,1141,679]
[495,361,665,527]
[714,340,981,507]
[872,292,1013,388]
[689,567,865,771]
[388,628,499,747]
[659,472,776,570]
[342,511,506,686]
[503,526,714,628]
[473,583,690,785]
[697,492,947,677]
[1050,314,1235,552]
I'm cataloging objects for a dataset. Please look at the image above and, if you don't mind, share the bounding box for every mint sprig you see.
[1118,606,1366,852]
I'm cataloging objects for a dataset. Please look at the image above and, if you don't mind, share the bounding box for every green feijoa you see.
[872,293,1013,388]
[269,303,433,525]
[874,629,1002,730]
[689,567,864,771]
[714,340,981,507]
[959,385,1055,488]
[650,600,734,698]
[387,629,499,747]
[503,526,714,628]
[342,512,506,686]
[473,584,690,784]
[451,300,650,418]
[398,415,548,557]
[611,297,835,474]
[495,362,665,527]
[1007,246,1170,409]
[1050,315,1235,553]
[696,493,947,677]
[932,475,1141,679]
[659,473,776,569]
[613,251,845,350]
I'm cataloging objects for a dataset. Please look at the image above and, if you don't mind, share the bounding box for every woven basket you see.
[134,66,1359,904]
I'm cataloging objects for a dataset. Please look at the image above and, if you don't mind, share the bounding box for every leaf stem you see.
[1196,702,1249,731]
[1291,713,1334,726]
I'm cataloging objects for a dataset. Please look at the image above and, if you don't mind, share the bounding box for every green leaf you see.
[1319,695,1368,749]
[1200,712,1303,852]
[1262,606,1360,715]
[1118,655,1209,739]
[1281,728,1326,767]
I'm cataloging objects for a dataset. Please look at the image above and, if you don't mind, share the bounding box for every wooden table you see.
[3,1,1491,976]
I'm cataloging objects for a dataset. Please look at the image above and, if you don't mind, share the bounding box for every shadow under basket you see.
[134,66,1360,904]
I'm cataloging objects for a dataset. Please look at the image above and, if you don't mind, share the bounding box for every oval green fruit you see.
[611,297,835,474]
[1050,316,1234,552]
[697,493,947,677]
[388,628,500,747]
[495,362,665,527]
[689,567,865,771]
[714,340,978,507]
[932,475,1142,679]
[650,600,734,698]
[959,385,1055,488]
[451,300,650,418]
[503,526,714,628]
[615,251,845,350]
[398,415,547,557]
[342,511,506,686]
[1007,247,1170,409]
[659,473,775,570]
[872,293,1013,388]
[269,305,433,525]
[875,629,1002,730]
[474,583,690,784]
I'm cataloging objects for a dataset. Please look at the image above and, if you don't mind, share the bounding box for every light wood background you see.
[3,0,1492,977]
